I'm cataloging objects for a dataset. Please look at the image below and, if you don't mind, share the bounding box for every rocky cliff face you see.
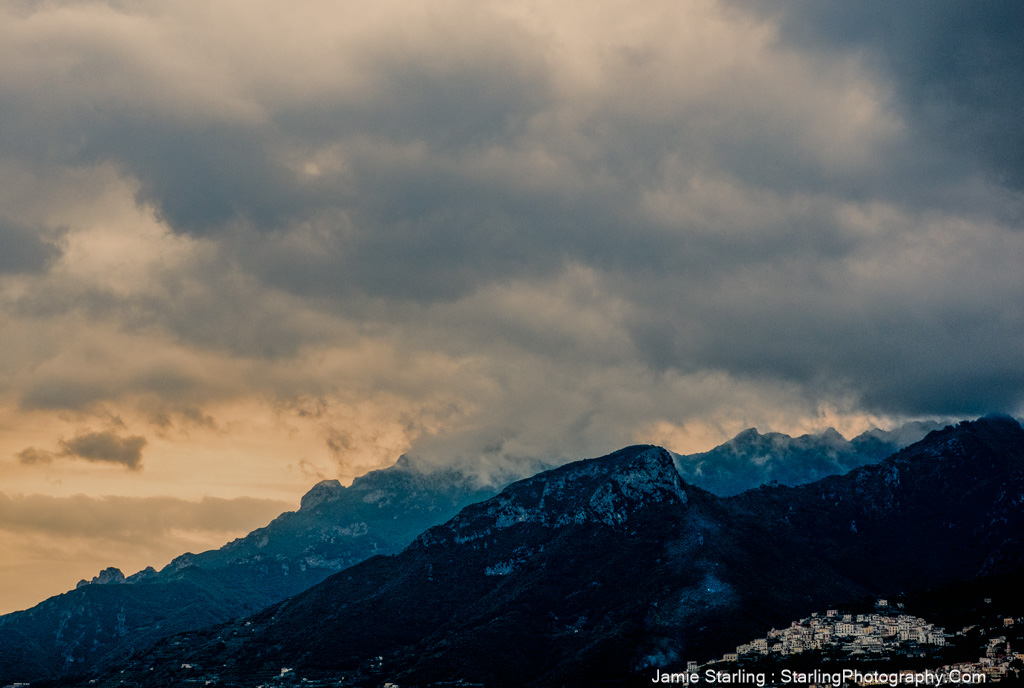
[75,567,126,589]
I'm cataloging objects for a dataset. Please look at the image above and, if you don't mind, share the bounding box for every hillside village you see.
[688,600,1023,685]
[713,601,948,663]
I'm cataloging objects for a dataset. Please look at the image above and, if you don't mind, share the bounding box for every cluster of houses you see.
[707,601,948,665]
[677,599,1023,686]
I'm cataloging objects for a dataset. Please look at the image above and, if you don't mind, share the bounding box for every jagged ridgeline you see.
[68,415,1024,688]
[671,420,940,496]
[0,422,935,686]
[0,460,501,685]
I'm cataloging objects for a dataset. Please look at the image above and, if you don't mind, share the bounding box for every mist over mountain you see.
[77,415,1024,688]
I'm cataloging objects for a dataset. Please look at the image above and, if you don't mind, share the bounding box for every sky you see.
[0,0,1022,613]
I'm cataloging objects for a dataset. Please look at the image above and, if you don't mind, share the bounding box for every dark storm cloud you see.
[271,23,551,151]
[740,0,1024,199]
[1,0,1023,452]
[3,0,868,291]
[102,123,310,234]
[17,431,147,470]
[0,219,61,273]
[0,1,553,239]
[633,287,1024,418]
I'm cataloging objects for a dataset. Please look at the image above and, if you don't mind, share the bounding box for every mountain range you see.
[0,459,500,685]
[66,414,1024,687]
[0,419,952,685]
[671,420,940,495]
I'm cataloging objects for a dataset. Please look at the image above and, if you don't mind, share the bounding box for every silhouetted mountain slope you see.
[0,459,502,685]
[94,415,1024,688]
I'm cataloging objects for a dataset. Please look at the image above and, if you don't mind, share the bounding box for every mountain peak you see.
[75,567,125,589]
[912,414,1024,454]
[732,428,761,443]
[299,479,344,511]
[819,426,845,441]
[978,412,1022,427]
[418,445,686,547]
[675,420,944,496]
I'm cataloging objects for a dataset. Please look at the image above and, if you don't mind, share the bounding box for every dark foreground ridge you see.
[69,415,1024,688]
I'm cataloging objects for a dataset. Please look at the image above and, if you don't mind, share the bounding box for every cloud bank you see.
[0,0,1020,478]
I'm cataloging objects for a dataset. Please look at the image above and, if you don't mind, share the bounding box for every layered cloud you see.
[0,219,62,274]
[745,0,1024,195]
[0,0,1021,484]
